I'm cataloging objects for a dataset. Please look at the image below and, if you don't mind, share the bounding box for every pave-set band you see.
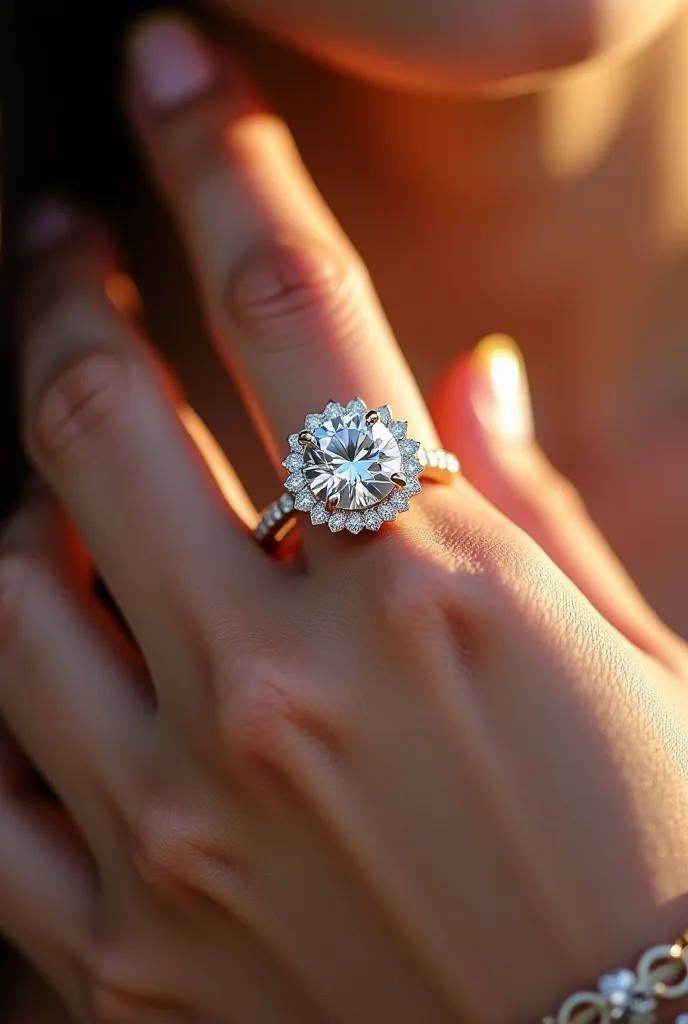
[255,398,460,549]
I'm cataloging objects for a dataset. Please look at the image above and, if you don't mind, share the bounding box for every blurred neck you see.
[247,8,688,471]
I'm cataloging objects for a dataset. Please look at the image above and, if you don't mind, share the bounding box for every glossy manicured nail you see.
[128,15,216,110]
[469,334,534,442]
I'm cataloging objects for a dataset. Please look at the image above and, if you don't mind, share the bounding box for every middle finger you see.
[19,224,268,699]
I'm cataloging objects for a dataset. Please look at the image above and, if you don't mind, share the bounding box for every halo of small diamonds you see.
[281,398,426,533]
[255,399,460,546]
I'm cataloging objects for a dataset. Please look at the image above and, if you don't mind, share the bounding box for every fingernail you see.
[20,201,80,260]
[128,16,216,110]
[469,334,534,442]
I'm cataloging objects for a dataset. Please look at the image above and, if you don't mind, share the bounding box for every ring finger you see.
[125,14,439,480]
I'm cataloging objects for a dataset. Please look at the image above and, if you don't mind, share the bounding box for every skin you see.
[3,16,688,1022]
[211,1,688,636]
[208,0,686,91]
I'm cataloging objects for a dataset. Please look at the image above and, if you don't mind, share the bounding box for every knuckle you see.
[224,234,367,353]
[385,512,552,643]
[126,796,247,899]
[87,948,189,1024]
[29,353,126,470]
[220,648,345,782]
[127,801,207,892]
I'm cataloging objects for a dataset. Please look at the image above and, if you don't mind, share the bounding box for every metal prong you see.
[391,474,407,489]
[365,409,379,426]
[326,495,341,512]
[298,431,316,447]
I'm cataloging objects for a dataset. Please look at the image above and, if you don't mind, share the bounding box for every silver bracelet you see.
[543,934,688,1024]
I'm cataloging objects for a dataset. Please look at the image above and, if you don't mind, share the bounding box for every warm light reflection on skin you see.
[104,271,143,320]
[473,334,533,442]
[178,404,258,528]
[102,272,257,529]
[540,57,635,179]
[212,0,685,93]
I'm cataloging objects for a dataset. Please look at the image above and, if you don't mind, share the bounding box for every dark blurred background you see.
[1,0,258,521]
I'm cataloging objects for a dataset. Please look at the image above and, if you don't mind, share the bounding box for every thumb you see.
[432,334,681,666]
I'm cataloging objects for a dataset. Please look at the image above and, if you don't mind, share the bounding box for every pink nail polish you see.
[128,17,216,110]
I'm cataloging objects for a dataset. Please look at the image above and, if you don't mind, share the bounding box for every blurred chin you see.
[213,0,685,93]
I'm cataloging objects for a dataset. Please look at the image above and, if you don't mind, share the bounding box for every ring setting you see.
[255,398,459,546]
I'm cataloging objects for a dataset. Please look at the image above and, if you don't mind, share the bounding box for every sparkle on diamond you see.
[302,412,403,511]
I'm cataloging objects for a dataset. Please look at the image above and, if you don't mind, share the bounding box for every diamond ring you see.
[255,398,460,548]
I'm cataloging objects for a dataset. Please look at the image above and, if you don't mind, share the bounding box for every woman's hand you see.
[3,15,688,1023]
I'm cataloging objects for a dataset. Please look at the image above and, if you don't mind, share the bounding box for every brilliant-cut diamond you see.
[302,412,403,511]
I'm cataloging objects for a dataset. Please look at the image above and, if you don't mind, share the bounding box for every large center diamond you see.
[302,412,403,511]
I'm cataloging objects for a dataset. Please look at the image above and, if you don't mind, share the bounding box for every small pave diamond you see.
[404,459,423,476]
[406,479,422,496]
[302,410,403,511]
[377,501,397,522]
[285,471,306,493]
[294,489,317,511]
[328,512,347,532]
[310,504,330,526]
[288,433,302,453]
[390,490,410,512]
[282,453,303,472]
[346,397,367,415]
[400,438,420,455]
[346,512,365,534]
[391,420,407,439]
[323,400,343,419]
[378,405,393,425]
[305,412,324,432]
[279,493,295,514]
[363,509,383,531]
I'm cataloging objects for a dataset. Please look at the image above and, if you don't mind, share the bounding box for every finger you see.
[19,208,267,700]
[0,696,94,1013]
[125,14,438,467]
[431,334,684,666]
[0,796,94,1014]
[0,491,148,871]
